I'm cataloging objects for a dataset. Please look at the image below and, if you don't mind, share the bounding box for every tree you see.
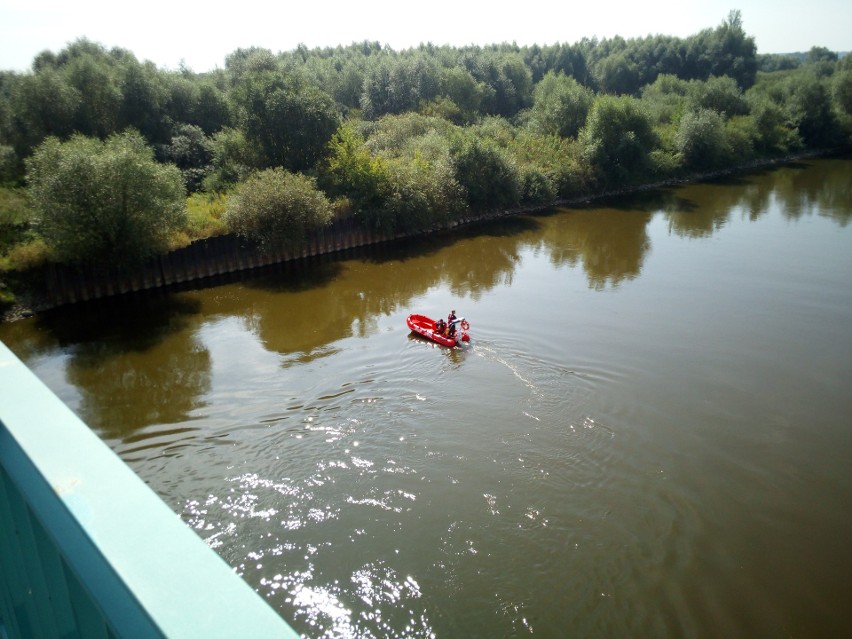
[117,59,167,142]
[301,53,366,111]
[439,66,494,121]
[509,129,578,199]
[193,81,231,134]
[165,124,213,192]
[688,75,748,117]
[229,69,340,171]
[451,133,520,211]
[26,130,185,266]
[362,112,456,157]
[203,127,259,192]
[757,53,801,73]
[832,69,852,115]
[711,10,758,88]
[675,108,729,169]
[527,42,590,85]
[224,47,280,85]
[64,52,122,138]
[225,168,333,250]
[378,155,464,233]
[641,73,690,125]
[579,95,658,187]
[833,69,852,149]
[462,50,533,117]
[491,53,534,117]
[594,52,641,95]
[745,92,794,153]
[322,123,389,217]
[519,167,557,205]
[784,70,838,146]
[681,11,757,88]
[805,46,838,65]
[0,144,17,184]
[12,69,80,150]
[527,71,593,138]
[360,54,441,119]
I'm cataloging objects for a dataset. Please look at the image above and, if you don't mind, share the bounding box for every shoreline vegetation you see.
[1,12,851,320]
[0,148,834,323]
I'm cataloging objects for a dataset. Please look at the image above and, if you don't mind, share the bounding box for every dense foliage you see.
[225,168,332,250]
[0,10,849,282]
[25,130,185,266]
[579,95,658,187]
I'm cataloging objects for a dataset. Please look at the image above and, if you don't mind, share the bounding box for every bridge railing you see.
[0,341,300,639]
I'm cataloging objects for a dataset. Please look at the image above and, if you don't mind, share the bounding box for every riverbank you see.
[0,149,835,323]
[549,148,830,208]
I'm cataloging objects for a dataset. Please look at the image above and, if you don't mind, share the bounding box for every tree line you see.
[1,10,851,295]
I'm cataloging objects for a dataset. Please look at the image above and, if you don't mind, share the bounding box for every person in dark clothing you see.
[447,309,457,336]
[435,318,447,335]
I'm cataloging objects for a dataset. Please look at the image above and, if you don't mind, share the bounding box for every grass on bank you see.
[1,190,231,265]
[0,189,230,309]
[0,188,40,305]
[169,192,230,249]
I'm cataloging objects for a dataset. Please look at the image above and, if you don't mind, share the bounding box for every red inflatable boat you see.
[407,314,471,347]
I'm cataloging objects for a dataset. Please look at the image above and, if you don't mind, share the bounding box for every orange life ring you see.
[460,319,470,330]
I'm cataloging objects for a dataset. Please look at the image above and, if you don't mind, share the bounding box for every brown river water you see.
[2,158,850,638]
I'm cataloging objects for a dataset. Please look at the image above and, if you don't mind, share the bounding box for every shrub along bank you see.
[1,15,851,316]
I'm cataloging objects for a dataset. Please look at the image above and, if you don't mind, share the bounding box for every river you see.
[2,158,850,638]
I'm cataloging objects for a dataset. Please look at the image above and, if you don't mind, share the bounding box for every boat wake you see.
[475,342,539,392]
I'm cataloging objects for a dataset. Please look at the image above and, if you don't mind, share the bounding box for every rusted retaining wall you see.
[33,218,413,310]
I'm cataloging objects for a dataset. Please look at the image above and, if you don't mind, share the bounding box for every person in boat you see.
[434,317,446,335]
[447,310,457,336]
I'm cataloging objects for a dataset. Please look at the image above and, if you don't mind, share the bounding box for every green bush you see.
[675,108,730,170]
[520,168,557,205]
[225,168,333,251]
[451,135,520,211]
[378,156,464,233]
[579,95,658,187]
[26,130,185,267]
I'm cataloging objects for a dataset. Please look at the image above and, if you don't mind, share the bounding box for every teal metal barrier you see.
[0,342,300,639]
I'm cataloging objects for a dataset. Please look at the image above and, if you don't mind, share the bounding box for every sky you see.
[0,0,849,73]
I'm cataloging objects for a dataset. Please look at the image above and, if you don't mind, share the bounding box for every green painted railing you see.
[0,341,300,639]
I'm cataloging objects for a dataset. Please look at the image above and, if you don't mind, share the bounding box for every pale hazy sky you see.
[1,0,849,73]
